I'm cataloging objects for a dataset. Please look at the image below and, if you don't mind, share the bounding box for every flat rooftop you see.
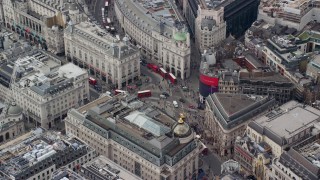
[82,155,141,180]
[250,101,320,141]
[239,69,292,83]
[73,21,139,59]
[0,128,93,178]
[207,93,275,130]
[116,0,187,38]
[215,93,263,116]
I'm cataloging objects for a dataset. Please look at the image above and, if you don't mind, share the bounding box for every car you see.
[173,101,179,108]
[182,86,189,91]
[162,92,170,97]
[94,85,102,91]
[188,105,195,109]
[179,98,186,103]
[159,94,167,99]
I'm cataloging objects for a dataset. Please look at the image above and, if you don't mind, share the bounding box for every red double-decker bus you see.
[114,89,127,95]
[168,73,177,84]
[88,77,97,85]
[158,68,167,78]
[137,90,151,98]
[147,63,159,72]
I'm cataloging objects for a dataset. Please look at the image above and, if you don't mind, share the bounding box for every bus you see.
[147,63,159,72]
[137,90,151,98]
[158,68,167,78]
[168,73,177,84]
[88,77,97,85]
[114,89,127,95]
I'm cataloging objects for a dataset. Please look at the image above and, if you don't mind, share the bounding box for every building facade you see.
[64,21,140,89]
[205,93,275,157]
[195,1,226,53]
[2,0,87,54]
[238,69,294,104]
[0,101,25,144]
[65,94,204,180]
[115,0,191,79]
[10,51,89,129]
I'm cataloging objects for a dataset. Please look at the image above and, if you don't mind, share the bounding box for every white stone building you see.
[258,0,320,30]
[0,101,25,144]
[2,0,87,54]
[115,0,191,79]
[65,94,204,180]
[10,52,89,129]
[195,1,226,53]
[64,21,140,89]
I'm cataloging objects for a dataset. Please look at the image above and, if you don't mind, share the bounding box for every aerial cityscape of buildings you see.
[1,0,320,179]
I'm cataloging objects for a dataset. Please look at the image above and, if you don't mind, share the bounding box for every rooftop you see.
[0,128,94,179]
[216,94,261,116]
[115,0,188,39]
[70,21,139,59]
[207,93,275,130]
[81,155,141,180]
[69,94,198,166]
[51,167,86,180]
[199,0,235,10]
[277,135,320,180]
[249,101,320,145]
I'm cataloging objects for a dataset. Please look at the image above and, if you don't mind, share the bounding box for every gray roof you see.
[201,18,216,30]
[279,149,319,180]
[249,101,320,146]
[7,103,23,116]
[207,93,275,130]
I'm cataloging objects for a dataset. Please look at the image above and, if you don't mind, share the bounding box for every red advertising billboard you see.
[200,74,219,87]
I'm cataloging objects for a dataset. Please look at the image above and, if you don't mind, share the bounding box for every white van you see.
[173,101,178,108]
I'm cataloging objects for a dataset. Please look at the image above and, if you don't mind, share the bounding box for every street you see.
[84,0,223,177]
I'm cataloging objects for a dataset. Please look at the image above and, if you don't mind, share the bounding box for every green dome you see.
[173,32,187,41]
[7,102,23,116]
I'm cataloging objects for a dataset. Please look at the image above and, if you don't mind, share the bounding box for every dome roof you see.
[173,115,191,138]
[173,32,187,41]
[7,102,23,116]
